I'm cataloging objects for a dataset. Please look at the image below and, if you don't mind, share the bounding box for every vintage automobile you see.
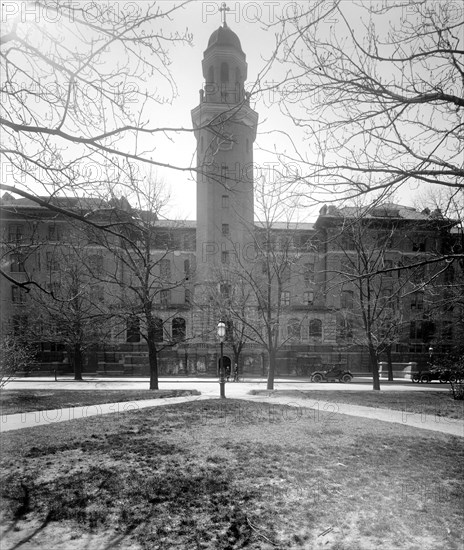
[311,366,353,383]
[411,367,457,384]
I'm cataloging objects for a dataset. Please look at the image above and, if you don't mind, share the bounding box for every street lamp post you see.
[428,346,434,367]
[217,321,226,399]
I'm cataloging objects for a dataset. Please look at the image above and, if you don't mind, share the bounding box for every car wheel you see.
[342,374,352,383]
[439,374,448,384]
[449,375,457,384]
[420,374,430,383]
[411,374,420,383]
[312,373,323,383]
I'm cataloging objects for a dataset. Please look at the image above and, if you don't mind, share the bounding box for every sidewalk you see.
[1,385,463,437]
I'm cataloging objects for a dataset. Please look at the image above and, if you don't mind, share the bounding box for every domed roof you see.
[206,24,243,53]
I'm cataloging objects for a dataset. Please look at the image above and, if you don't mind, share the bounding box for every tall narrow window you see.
[126,317,140,343]
[160,259,171,280]
[160,289,170,307]
[341,290,354,309]
[154,318,164,341]
[221,251,229,264]
[207,65,214,83]
[222,195,229,208]
[222,224,230,236]
[309,319,322,338]
[220,62,229,83]
[172,317,186,341]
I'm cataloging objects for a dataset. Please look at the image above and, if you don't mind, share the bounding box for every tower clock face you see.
[217,133,234,151]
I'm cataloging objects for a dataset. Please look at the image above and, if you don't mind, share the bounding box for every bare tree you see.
[0,1,195,230]
[265,0,463,206]
[29,244,112,380]
[321,201,452,390]
[0,335,36,388]
[219,177,316,389]
[92,176,191,389]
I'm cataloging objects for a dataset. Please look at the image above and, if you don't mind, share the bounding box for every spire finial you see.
[219,2,230,26]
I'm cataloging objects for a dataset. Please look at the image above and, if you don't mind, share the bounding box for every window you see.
[48,225,61,241]
[287,318,301,340]
[220,283,231,299]
[126,317,140,343]
[412,241,426,252]
[220,62,229,83]
[46,252,58,272]
[309,319,322,338]
[281,291,290,306]
[410,292,424,310]
[160,289,170,307]
[341,234,355,251]
[303,291,314,305]
[185,288,191,305]
[383,259,393,276]
[444,265,455,284]
[9,224,23,242]
[12,315,28,338]
[11,286,26,304]
[226,320,234,341]
[221,251,229,264]
[410,320,435,341]
[337,318,353,340]
[341,290,354,309]
[222,195,229,208]
[207,65,214,83]
[220,163,228,182]
[304,263,314,286]
[10,254,25,273]
[160,259,171,280]
[154,318,164,341]
[222,224,230,236]
[184,259,190,280]
[172,317,186,341]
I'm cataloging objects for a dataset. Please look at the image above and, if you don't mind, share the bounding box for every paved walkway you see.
[1,377,462,437]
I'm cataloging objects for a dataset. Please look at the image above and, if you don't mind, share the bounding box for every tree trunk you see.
[73,344,83,381]
[369,345,380,391]
[148,330,159,390]
[386,346,394,382]
[267,350,276,390]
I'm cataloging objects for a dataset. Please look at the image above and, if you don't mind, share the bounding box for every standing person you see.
[225,363,231,382]
[233,363,239,382]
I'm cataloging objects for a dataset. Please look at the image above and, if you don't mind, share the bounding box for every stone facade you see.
[1,24,462,377]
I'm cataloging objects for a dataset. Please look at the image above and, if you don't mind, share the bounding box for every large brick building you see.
[1,23,462,377]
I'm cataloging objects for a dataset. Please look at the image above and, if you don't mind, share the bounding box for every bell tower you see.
[191,18,259,283]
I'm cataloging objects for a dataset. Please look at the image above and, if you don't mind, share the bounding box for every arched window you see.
[309,319,322,338]
[127,316,140,343]
[220,62,229,83]
[154,318,163,342]
[207,65,214,83]
[235,68,242,83]
[172,317,186,341]
[287,318,301,340]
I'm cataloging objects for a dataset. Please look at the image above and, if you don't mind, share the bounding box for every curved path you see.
[1,377,462,437]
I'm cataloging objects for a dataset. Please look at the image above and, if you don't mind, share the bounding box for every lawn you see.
[0,399,463,550]
[249,389,464,420]
[0,389,200,415]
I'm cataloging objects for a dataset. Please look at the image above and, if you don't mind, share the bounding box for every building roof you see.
[206,24,244,54]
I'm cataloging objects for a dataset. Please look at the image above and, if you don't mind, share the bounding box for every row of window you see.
[127,317,186,343]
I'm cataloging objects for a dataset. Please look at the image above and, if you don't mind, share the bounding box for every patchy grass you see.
[0,389,200,415]
[248,389,464,420]
[0,399,463,550]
